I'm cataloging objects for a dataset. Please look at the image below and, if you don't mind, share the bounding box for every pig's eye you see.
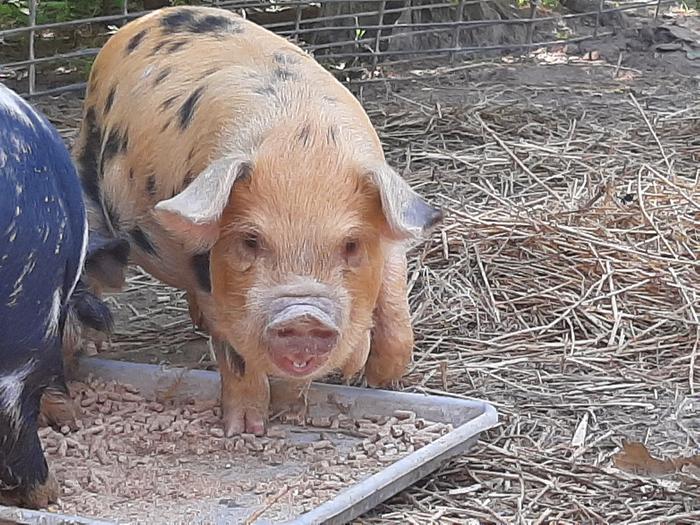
[343,239,362,267]
[243,233,259,251]
[345,240,359,257]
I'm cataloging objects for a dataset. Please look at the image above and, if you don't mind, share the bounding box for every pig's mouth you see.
[264,296,341,378]
[270,351,330,377]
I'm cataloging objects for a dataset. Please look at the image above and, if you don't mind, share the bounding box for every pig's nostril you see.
[276,328,297,338]
[309,328,337,340]
[272,326,337,341]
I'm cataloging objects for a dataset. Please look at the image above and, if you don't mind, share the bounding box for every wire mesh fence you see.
[0,0,678,97]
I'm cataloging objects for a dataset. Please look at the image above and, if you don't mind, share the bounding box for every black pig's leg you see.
[0,349,61,508]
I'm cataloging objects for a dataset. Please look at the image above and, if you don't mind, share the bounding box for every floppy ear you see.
[153,154,251,252]
[83,232,131,291]
[367,163,443,242]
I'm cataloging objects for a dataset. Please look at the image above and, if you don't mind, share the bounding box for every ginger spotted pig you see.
[73,6,442,436]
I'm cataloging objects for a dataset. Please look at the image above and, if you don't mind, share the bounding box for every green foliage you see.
[0,0,163,29]
[77,54,95,75]
[0,1,112,28]
[0,1,29,28]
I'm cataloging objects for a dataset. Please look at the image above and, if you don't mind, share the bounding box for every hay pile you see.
[374,82,699,385]
[355,60,700,523]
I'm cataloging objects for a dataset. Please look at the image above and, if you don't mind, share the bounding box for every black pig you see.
[0,83,124,507]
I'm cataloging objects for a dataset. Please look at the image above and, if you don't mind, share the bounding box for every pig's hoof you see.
[25,472,60,508]
[0,472,60,509]
[364,355,407,388]
[223,407,266,437]
[39,390,79,430]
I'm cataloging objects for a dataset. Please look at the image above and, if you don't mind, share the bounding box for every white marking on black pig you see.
[0,360,35,428]
[44,289,63,341]
[0,83,91,499]
[7,251,37,307]
[67,213,90,303]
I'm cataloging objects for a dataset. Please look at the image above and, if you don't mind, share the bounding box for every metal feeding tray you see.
[0,357,498,525]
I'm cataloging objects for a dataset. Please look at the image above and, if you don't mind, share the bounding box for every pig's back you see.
[0,84,87,350]
[79,6,379,221]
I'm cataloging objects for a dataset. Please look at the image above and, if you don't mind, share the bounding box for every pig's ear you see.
[367,163,443,242]
[84,232,131,291]
[153,155,251,251]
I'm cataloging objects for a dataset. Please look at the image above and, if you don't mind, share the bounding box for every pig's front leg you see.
[365,245,414,387]
[210,338,269,436]
[341,329,371,383]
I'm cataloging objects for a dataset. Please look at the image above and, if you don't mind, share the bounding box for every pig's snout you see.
[265,297,340,377]
[268,313,339,354]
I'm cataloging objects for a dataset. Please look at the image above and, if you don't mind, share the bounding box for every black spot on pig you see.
[167,40,187,53]
[152,41,167,55]
[238,164,253,183]
[126,29,148,54]
[128,168,135,181]
[130,227,157,256]
[182,170,195,188]
[273,67,296,82]
[193,14,238,34]
[178,86,204,130]
[192,251,211,293]
[202,68,218,80]
[273,51,300,66]
[104,86,116,115]
[271,53,300,83]
[297,124,311,147]
[101,128,128,171]
[161,9,241,36]
[326,126,338,146]
[161,9,196,31]
[77,107,103,206]
[154,67,171,86]
[255,85,276,97]
[146,175,157,197]
[160,95,179,112]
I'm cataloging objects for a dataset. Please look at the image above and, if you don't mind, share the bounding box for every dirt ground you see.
[29,10,700,524]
